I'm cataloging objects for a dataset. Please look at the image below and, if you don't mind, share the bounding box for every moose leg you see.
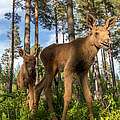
[62,70,73,120]
[29,84,35,112]
[44,73,58,120]
[78,72,93,120]
[34,76,46,110]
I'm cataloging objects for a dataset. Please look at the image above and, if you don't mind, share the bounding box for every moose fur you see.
[17,48,40,111]
[34,14,116,120]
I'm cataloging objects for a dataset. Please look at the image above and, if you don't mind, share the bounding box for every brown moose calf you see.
[34,14,116,120]
[17,48,40,111]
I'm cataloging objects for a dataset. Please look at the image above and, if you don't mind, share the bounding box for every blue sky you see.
[0,0,119,78]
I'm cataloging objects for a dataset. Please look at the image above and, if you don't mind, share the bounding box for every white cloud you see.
[0,0,12,20]
[0,41,10,57]
[0,41,23,69]
[0,28,6,35]
[42,33,68,48]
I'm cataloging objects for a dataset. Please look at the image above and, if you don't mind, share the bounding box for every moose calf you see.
[17,48,40,111]
[34,14,116,120]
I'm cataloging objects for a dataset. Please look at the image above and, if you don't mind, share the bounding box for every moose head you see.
[86,14,116,50]
[17,47,40,90]
[18,48,40,77]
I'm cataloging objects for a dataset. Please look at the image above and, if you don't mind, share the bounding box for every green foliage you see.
[31,0,54,30]
[0,89,120,120]
[96,94,120,120]
[7,24,22,59]
[67,100,89,120]
[0,90,31,120]
[34,99,52,120]
[1,49,9,70]
[30,44,45,79]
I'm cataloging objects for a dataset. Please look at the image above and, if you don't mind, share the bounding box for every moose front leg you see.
[78,72,93,120]
[34,76,46,110]
[62,70,73,120]
[29,84,35,113]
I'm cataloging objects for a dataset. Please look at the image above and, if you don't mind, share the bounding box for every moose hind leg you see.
[62,70,73,120]
[79,73,93,120]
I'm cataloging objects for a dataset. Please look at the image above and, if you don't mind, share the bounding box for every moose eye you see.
[95,32,99,36]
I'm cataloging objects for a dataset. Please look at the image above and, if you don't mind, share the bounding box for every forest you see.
[0,0,120,120]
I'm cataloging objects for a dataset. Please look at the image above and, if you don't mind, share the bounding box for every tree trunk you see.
[62,18,64,43]
[110,45,116,93]
[35,0,39,84]
[95,55,103,99]
[108,48,112,81]
[8,0,15,93]
[101,49,110,90]
[89,68,93,93]
[24,0,31,54]
[67,0,75,42]
[8,40,12,77]
[92,62,96,99]
[54,0,58,43]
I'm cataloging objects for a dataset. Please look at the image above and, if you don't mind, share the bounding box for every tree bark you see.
[35,0,38,48]
[54,0,58,43]
[67,0,75,42]
[8,0,15,93]
[92,62,96,100]
[8,40,12,77]
[24,0,31,54]
[35,0,39,84]
[101,49,110,90]
[110,45,116,93]
[62,18,64,43]
[95,55,103,99]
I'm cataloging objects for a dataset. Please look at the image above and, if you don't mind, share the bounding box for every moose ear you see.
[86,14,96,29]
[34,47,40,57]
[105,16,116,30]
[18,48,25,57]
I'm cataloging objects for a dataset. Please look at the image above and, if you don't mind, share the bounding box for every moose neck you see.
[87,34,99,56]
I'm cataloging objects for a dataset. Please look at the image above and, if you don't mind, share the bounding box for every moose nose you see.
[105,38,112,44]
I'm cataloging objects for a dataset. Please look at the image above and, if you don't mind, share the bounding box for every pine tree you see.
[24,0,31,54]
[7,24,22,59]
[8,0,15,93]
[1,24,22,93]
[57,0,67,43]
[6,24,22,77]
[1,49,9,71]
[54,0,58,43]
[35,0,39,84]
[67,0,75,42]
